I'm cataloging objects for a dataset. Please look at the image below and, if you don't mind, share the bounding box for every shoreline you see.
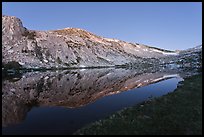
[74,74,202,135]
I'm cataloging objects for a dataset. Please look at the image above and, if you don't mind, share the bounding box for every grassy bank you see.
[74,74,202,135]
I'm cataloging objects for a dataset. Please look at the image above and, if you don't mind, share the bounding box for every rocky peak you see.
[51,27,101,39]
[2,15,26,37]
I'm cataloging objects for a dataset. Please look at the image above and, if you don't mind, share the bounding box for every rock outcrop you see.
[2,15,182,69]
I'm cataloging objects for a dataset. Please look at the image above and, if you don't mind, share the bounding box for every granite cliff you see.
[3,15,190,69]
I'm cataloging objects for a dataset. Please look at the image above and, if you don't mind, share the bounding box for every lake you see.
[2,68,199,135]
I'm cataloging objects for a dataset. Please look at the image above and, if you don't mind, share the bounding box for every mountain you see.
[2,15,202,69]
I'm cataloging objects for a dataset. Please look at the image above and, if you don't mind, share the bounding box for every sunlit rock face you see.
[2,15,187,69]
[2,67,200,127]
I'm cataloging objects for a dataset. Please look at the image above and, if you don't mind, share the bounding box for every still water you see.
[2,68,190,135]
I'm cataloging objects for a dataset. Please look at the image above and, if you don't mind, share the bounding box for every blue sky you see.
[2,2,202,50]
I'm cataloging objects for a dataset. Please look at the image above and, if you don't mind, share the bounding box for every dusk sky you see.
[2,2,202,50]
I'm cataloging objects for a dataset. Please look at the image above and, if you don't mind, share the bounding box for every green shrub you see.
[3,61,22,69]
[56,57,62,64]
[22,30,36,40]
[76,56,81,63]
[34,45,43,61]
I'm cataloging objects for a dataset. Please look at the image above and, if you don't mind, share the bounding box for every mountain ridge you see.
[2,15,202,69]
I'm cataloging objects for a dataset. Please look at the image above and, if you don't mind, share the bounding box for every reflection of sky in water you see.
[87,77,182,115]
[2,76,182,135]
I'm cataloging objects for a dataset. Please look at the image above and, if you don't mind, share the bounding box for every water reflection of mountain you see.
[2,68,199,127]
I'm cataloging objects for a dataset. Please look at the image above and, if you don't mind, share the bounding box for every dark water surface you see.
[2,68,195,135]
